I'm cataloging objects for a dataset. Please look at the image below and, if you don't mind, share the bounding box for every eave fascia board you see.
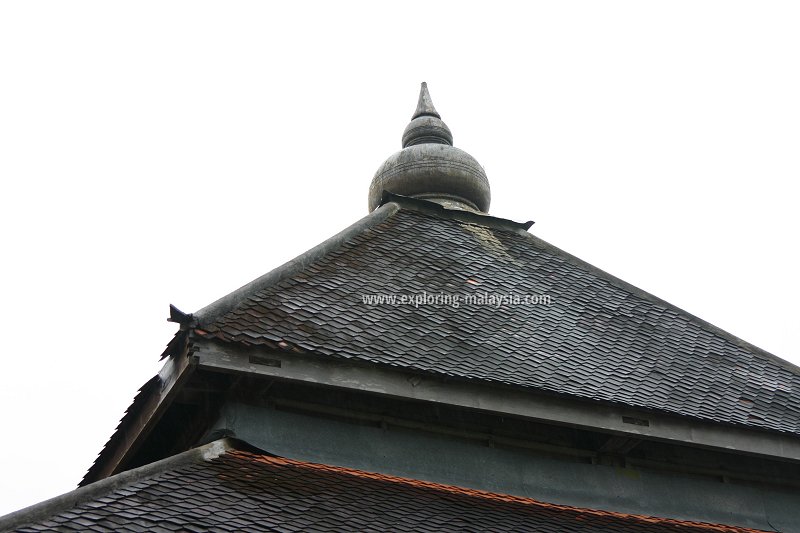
[193,339,800,463]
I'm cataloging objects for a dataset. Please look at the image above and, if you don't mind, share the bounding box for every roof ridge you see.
[0,439,236,532]
[193,201,800,435]
[230,450,771,533]
[193,202,401,327]
[333,197,800,376]
[511,228,800,377]
[381,197,796,375]
[193,193,531,330]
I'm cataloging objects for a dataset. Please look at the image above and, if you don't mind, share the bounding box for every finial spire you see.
[369,82,491,213]
[402,83,453,148]
[412,82,441,119]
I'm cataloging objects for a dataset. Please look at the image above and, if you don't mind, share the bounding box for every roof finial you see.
[412,82,441,119]
[402,83,453,148]
[369,82,491,213]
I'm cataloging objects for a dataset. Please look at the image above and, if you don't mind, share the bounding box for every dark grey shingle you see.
[7,450,771,532]
[204,207,800,435]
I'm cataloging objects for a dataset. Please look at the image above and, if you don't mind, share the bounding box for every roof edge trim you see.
[0,439,241,532]
[193,201,401,327]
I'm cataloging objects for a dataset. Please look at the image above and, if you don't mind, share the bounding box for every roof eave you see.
[192,337,800,463]
[80,336,197,486]
[0,438,241,532]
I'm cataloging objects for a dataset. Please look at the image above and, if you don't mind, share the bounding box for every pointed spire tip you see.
[413,81,441,120]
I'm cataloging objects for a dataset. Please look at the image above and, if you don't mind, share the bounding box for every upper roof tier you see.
[368,83,491,213]
[193,196,800,437]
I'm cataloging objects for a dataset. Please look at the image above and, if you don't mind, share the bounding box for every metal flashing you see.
[379,191,534,232]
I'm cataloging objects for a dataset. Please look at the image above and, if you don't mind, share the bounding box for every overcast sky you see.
[1,1,798,517]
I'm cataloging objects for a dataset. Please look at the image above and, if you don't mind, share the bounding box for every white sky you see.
[1,1,798,517]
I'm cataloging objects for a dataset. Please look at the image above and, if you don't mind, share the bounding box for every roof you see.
[1,439,772,533]
[195,195,800,436]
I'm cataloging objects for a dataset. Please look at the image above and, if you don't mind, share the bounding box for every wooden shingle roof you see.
[1,440,772,533]
[195,196,800,436]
